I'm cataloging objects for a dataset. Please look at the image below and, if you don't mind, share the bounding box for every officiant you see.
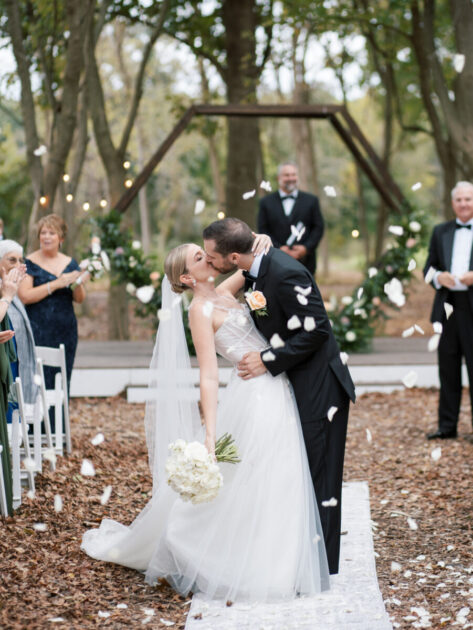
[257,161,324,275]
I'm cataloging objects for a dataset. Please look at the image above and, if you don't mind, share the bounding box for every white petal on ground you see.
[294,285,311,296]
[428,336,440,352]
[194,199,206,215]
[242,189,256,200]
[340,352,349,364]
[296,294,308,305]
[414,324,425,335]
[402,326,415,338]
[388,225,404,236]
[100,485,113,506]
[327,406,338,422]
[142,608,155,616]
[270,333,285,348]
[323,185,337,197]
[23,457,36,472]
[81,459,95,476]
[33,523,47,532]
[391,561,402,572]
[408,259,416,271]
[424,266,436,284]
[158,308,171,322]
[368,267,378,278]
[54,495,63,513]
[322,497,338,507]
[26,490,35,500]
[411,182,422,191]
[357,287,363,300]
[287,315,302,330]
[48,618,65,623]
[444,303,454,319]
[402,370,418,388]
[407,517,418,531]
[433,321,443,334]
[431,447,442,462]
[262,350,276,361]
[160,621,175,627]
[43,448,57,465]
[91,433,104,446]
[366,429,372,443]
[453,53,466,73]
[304,316,316,331]
[98,611,111,619]
[116,604,128,609]
[136,286,155,304]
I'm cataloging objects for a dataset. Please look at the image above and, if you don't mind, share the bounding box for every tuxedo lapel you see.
[442,223,456,270]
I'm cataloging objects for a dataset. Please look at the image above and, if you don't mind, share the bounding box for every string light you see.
[39,195,47,206]
[217,211,225,219]
[66,193,73,202]
[82,202,90,211]
[351,229,360,239]
[62,173,70,182]
[123,160,131,169]
[100,199,107,208]
[124,178,133,188]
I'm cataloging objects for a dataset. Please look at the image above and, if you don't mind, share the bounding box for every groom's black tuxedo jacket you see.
[247,248,355,423]
[424,220,473,322]
[258,191,324,274]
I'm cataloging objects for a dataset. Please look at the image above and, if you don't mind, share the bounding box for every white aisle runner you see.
[185,481,392,630]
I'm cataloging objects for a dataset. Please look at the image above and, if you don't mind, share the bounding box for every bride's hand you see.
[205,433,216,461]
[251,232,272,256]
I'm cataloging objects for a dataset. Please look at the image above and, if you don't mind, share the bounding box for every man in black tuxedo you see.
[203,218,355,575]
[257,162,324,274]
[424,181,473,440]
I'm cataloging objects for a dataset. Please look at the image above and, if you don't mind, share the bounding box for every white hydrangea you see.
[166,440,223,504]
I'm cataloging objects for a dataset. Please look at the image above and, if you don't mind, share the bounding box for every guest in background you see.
[0,265,23,515]
[257,162,324,275]
[0,241,39,424]
[18,214,87,411]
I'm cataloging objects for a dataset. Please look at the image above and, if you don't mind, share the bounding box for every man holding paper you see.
[257,162,324,275]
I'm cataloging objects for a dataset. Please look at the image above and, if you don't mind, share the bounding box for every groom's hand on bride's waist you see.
[237,352,267,379]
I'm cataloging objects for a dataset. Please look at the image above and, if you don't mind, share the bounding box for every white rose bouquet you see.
[165,433,240,504]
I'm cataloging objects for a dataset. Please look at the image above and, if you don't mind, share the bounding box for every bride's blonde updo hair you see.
[164,243,192,293]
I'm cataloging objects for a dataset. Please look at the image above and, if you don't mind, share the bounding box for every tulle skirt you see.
[81,370,330,602]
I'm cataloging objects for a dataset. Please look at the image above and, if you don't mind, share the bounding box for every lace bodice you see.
[214,306,268,365]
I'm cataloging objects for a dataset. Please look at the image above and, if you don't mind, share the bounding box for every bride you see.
[81,238,330,602]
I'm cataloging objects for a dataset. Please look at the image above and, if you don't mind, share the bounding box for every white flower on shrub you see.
[136,285,155,304]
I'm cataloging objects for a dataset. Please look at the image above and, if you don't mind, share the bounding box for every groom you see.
[203,218,356,575]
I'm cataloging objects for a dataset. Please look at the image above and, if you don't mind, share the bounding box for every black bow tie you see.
[281,194,296,201]
[242,270,257,282]
[456,223,471,230]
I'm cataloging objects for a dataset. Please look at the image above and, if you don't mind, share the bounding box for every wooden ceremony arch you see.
[114,103,406,215]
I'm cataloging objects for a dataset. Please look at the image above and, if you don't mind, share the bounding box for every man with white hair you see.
[424,181,473,439]
[257,162,324,274]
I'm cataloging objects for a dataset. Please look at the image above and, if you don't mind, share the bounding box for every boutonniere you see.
[244,289,268,317]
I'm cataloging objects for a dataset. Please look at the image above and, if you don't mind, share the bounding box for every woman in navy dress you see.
[18,215,88,418]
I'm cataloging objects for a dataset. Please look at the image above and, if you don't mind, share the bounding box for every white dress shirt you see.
[279,189,299,217]
[433,220,473,290]
[249,253,264,279]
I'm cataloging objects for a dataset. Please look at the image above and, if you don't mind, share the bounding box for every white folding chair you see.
[35,345,71,455]
[0,444,9,516]
[11,379,35,507]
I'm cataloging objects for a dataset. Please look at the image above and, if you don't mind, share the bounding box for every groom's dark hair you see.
[203,218,254,256]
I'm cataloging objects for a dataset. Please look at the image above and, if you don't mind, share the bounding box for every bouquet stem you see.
[215,433,241,464]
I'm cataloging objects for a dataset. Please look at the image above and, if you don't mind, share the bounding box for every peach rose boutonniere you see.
[244,289,268,317]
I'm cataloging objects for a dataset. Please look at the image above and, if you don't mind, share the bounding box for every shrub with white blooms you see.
[165,433,240,504]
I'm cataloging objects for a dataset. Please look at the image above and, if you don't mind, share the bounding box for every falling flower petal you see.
[304,316,316,331]
[388,225,404,236]
[132,240,141,250]
[409,221,421,233]
[100,485,112,506]
[242,190,256,200]
[431,447,442,462]
[43,448,57,465]
[33,144,47,156]
[207,276,214,283]
[402,370,418,388]
[126,283,136,295]
[158,308,171,322]
[453,53,466,73]
[33,374,42,386]
[296,294,308,305]
[414,324,424,335]
[136,286,155,304]
[425,266,435,284]
[368,267,377,278]
[81,459,95,476]
[323,185,337,197]
[444,303,453,319]
[322,497,338,507]
[312,534,321,544]
[259,180,272,192]
[428,334,440,352]
[27,490,35,500]
[433,321,443,334]
[357,288,364,300]
[287,315,301,330]
[327,406,338,422]
[33,523,47,532]
[91,433,104,446]
[262,350,276,361]
[23,457,36,472]
[407,517,418,531]
[340,352,349,365]
[202,301,214,318]
[54,495,63,512]
[290,224,306,241]
[408,259,416,271]
[194,199,206,215]
[345,331,356,342]
[270,333,285,348]
[295,285,311,296]
[411,182,422,191]
[402,326,415,338]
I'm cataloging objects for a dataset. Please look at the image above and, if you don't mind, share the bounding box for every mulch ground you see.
[1,391,472,629]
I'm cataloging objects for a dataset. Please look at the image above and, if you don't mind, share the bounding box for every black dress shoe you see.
[426,429,457,440]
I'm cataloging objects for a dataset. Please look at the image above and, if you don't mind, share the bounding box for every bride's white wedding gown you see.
[81,305,329,602]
